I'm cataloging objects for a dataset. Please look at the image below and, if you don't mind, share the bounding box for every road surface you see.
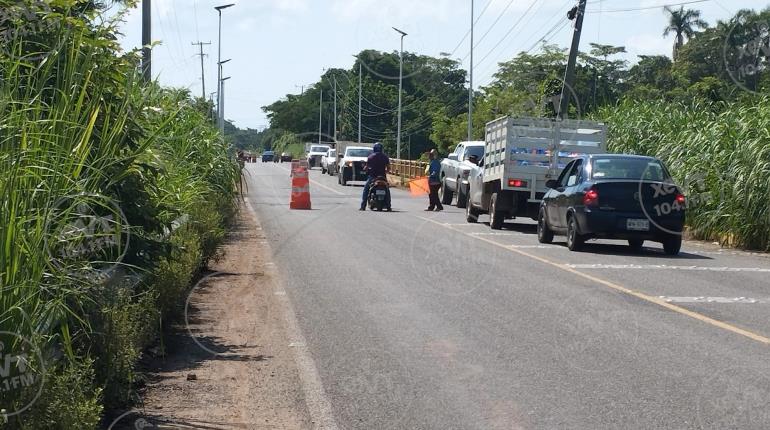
[244,161,770,430]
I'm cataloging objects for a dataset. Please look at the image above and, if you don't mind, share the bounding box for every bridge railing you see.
[390,159,428,180]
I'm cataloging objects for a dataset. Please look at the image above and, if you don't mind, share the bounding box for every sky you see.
[116,0,767,130]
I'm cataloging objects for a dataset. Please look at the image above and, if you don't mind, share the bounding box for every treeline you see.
[0,1,239,427]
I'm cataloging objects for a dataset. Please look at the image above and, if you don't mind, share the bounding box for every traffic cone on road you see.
[290,167,312,210]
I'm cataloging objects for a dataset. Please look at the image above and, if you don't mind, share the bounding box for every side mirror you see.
[448,154,458,161]
[545,179,559,189]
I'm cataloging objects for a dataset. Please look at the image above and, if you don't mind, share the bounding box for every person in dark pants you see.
[361,143,390,211]
[425,149,443,211]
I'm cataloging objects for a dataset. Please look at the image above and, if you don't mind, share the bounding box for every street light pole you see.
[318,89,323,144]
[217,58,231,134]
[214,4,234,135]
[468,0,475,142]
[393,27,407,159]
[333,76,337,142]
[358,61,362,143]
[142,0,151,82]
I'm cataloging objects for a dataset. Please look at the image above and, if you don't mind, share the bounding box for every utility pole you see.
[393,27,407,159]
[142,0,151,82]
[468,0,474,141]
[358,61,362,143]
[318,89,323,144]
[192,41,211,98]
[333,76,337,141]
[558,0,587,120]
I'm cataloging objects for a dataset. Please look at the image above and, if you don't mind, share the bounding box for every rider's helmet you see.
[373,142,383,153]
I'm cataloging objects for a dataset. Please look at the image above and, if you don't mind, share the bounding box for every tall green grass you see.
[600,97,770,250]
[0,1,240,426]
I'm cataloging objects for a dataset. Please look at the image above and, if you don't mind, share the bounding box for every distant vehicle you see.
[261,151,275,162]
[307,145,331,169]
[280,152,292,163]
[321,148,337,175]
[439,141,485,209]
[466,117,608,230]
[538,154,685,255]
[338,145,373,186]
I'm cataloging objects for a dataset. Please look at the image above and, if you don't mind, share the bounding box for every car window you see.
[347,148,372,157]
[464,146,484,160]
[311,146,328,153]
[592,157,668,181]
[557,160,576,188]
[566,160,583,187]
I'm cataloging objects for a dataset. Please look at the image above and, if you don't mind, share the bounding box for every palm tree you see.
[663,6,708,60]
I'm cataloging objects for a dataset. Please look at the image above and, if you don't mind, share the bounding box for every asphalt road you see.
[244,161,770,430]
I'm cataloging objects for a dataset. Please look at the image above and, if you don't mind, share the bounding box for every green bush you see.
[600,97,770,250]
[0,1,240,427]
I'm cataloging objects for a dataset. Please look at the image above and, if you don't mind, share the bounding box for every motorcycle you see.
[367,176,392,211]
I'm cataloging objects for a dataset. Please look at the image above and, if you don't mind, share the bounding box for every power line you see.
[586,0,710,13]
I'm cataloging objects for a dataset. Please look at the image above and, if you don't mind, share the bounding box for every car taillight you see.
[675,193,685,206]
[507,179,527,188]
[583,188,599,206]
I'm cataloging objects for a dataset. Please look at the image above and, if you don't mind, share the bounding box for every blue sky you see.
[116,0,766,129]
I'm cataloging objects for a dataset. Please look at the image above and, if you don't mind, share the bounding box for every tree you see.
[663,6,708,60]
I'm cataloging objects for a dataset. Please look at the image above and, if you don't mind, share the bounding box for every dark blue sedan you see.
[538,154,685,255]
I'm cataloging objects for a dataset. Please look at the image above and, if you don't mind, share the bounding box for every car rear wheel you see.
[566,216,584,251]
[490,193,504,230]
[537,208,554,244]
[440,179,453,205]
[628,239,644,252]
[456,178,468,209]
[663,235,682,256]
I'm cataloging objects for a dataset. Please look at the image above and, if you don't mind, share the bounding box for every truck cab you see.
[338,145,373,186]
[439,141,485,208]
[306,144,331,169]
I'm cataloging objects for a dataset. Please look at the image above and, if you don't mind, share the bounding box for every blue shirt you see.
[428,159,441,184]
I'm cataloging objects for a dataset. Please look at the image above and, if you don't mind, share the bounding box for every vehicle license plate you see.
[627,219,650,231]
[376,190,386,196]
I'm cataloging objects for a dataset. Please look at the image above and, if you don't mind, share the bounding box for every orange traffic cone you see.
[290,168,312,210]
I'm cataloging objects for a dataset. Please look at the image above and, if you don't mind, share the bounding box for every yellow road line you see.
[417,216,770,346]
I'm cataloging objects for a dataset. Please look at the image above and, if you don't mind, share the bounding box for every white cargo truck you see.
[466,117,607,229]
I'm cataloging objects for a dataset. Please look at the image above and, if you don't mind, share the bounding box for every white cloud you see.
[625,32,673,59]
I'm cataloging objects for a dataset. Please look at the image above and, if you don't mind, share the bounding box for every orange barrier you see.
[290,167,312,210]
[409,177,430,196]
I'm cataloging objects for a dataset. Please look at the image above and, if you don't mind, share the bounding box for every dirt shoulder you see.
[120,201,312,429]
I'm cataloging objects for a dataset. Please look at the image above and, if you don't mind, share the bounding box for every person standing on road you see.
[425,149,443,212]
[361,143,390,211]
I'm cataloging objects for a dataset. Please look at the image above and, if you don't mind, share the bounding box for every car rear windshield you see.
[464,146,484,160]
[311,146,328,152]
[347,148,372,157]
[592,157,669,181]
[264,151,274,155]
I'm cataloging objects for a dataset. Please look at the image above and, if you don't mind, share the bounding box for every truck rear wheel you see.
[440,179,453,205]
[456,179,468,209]
[490,193,504,230]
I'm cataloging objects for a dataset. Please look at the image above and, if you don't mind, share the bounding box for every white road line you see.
[659,296,767,304]
[565,264,770,272]
[243,198,340,430]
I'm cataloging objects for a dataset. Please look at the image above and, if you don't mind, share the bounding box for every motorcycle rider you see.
[360,142,390,211]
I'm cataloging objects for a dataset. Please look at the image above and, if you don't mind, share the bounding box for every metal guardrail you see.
[390,159,428,180]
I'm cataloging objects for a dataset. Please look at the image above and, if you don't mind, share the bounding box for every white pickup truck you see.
[438,141,485,209]
[465,117,607,229]
[306,144,331,169]
[337,144,374,186]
